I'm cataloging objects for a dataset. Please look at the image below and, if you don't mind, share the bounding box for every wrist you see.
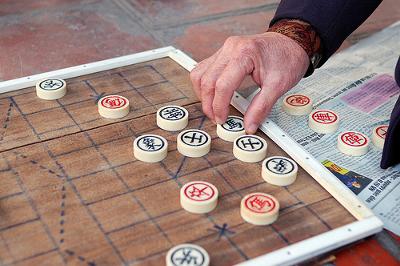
[267,19,322,76]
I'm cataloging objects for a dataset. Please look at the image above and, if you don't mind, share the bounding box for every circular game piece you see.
[337,131,369,156]
[157,105,189,131]
[216,115,246,142]
[166,243,210,266]
[180,181,218,214]
[262,156,298,186]
[98,95,130,119]
[308,109,339,134]
[36,78,67,100]
[282,94,313,116]
[177,129,211,157]
[233,135,267,163]
[133,134,168,163]
[240,192,279,226]
[371,125,388,150]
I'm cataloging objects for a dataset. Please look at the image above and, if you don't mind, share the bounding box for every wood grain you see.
[0,58,355,266]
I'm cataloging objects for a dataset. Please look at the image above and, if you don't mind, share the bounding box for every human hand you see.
[190,32,309,134]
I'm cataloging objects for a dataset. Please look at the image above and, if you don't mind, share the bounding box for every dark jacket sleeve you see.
[271,0,382,66]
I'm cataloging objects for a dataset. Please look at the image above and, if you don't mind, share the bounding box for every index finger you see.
[213,57,253,124]
[190,50,221,100]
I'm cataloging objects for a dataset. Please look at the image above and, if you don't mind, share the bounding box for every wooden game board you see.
[0,48,381,266]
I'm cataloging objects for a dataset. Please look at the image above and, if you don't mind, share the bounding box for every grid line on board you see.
[54,98,175,260]
[3,156,66,265]
[0,58,360,266]
[0,60,194,155]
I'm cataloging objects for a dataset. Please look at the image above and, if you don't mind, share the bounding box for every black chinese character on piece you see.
[272,159,287,173]
[143,137,160,150]
[171,247,205,266]
[224,117,243,131]
[162,107,184,120]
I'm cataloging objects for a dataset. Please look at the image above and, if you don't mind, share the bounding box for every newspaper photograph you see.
[247,22,400,235]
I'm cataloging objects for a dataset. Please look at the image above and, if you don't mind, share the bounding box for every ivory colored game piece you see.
[308,109,339,134]
[133,134,168,163]
[282,94,313,116]
[233,135,267,163]
[371,125,388,150]
[240,192,279,226]
[337,131,369,156]
[262,156,298,186]
[157,105,189,131]
[180,181,218,214]
[216,115,245,142]
[166,243,210,266]
[36,78,67,100]
[177,129,211,157]
[98,95,130,119]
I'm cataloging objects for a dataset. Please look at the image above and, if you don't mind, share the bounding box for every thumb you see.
[244,81,285,134]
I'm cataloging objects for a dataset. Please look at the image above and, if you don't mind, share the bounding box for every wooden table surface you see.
[0,1,399,265]
[0,57,357,265]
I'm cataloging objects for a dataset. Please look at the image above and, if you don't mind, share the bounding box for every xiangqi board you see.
[0,47,381,266]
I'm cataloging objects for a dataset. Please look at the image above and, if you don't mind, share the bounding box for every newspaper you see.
[247,22,400,235]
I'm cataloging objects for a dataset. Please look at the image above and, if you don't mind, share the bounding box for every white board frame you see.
[0,46,383,266]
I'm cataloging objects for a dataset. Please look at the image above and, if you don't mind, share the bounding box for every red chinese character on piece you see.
[101,96,126,109]
[184,183,214,201]
[312,110,337,124]
[376,125,388,139]
[286,95,310,106]
[245,194,275,213]
[341,132,367,147]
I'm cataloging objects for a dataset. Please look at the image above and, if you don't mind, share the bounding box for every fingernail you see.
[247,124,258,134]
[215,117,224,125]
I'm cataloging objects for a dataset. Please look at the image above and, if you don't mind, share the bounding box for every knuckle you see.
[244,39,257,48]
[215,78,228,92]
[253,103,267,114]
[190,68,201,82]
[238,39,258,55]
[253,98,269,113]
[224,36,240,46]
[200,77,214,91]
[268,80,289,95]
